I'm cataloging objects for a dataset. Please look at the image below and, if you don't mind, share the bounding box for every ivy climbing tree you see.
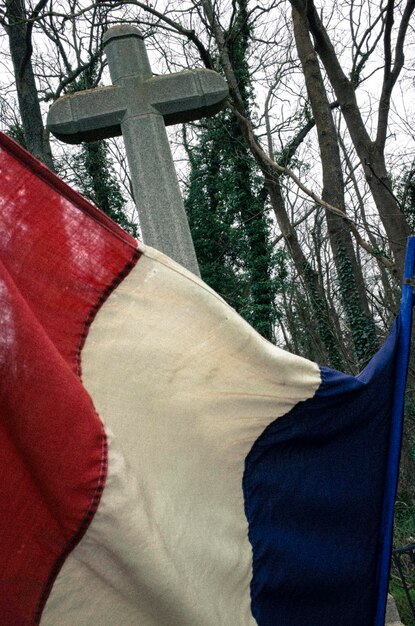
[70,139,137,237]
[185,1,283,342]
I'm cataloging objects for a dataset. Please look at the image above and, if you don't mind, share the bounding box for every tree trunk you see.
[290,0,410,276]
[5,0,54,170]
[292,7,378,366]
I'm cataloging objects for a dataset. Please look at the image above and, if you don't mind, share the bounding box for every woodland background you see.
[1,0,414,618]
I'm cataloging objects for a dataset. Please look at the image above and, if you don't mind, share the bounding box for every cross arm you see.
[47,85,126,144]
[148,69,229,126]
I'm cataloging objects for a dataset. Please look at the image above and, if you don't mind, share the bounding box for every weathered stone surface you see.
[385,594,404,625]
[47,25,229,275]
[47,86,125,143]
[102,25,152,81]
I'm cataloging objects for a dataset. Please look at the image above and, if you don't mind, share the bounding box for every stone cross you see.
[47,25,229,275]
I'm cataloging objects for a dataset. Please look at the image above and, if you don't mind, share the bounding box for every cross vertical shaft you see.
[103,27,199,274]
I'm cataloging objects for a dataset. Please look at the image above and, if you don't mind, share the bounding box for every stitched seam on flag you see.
[33,427,108,625]
[33,245,140,624]
[242,366,322,623]
[76,247,141,379]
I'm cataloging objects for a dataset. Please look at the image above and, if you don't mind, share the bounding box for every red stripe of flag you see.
[0,133,139,624]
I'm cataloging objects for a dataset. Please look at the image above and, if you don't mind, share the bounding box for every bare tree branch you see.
[232,104,395,273]
[376,0,415,149]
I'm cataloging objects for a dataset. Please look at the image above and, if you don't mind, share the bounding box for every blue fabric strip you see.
[244,321,400,626]
[375,236,415,625]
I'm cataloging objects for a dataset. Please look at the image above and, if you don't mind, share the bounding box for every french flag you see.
[0,133,411,626]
